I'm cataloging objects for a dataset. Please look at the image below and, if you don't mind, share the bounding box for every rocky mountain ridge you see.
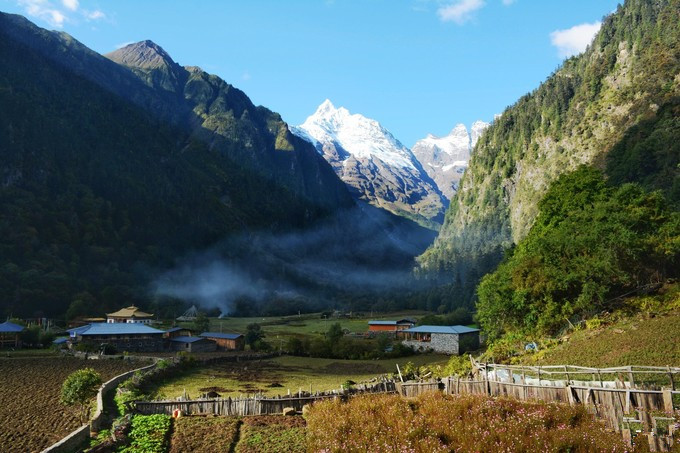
[292,99,490,227]
[412,121,490,200]
[292,100,447,228]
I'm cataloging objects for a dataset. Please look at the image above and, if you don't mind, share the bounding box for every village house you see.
[399,325,480,355]
[106,305,154,324]
[0,321,24,348]
[70,323,166,352]
[367,318,416,334]
[163,326,196,339]
[200,332,245,351]
[169,336,217,353]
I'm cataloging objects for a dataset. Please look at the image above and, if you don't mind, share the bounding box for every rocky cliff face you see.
[292,100,446,228]
[419,0,680,281]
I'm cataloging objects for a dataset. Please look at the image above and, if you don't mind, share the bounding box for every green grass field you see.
[152,354,449,399]
[176,310,429,342]
[525,311,680,367]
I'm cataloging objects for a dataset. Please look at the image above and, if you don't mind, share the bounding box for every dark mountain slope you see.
[0,13,439,318]
[0,22,348,317]
[0,13,352,211]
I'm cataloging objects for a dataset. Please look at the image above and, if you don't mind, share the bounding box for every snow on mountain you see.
[412,121,490,200]
[291,100,446,227]
[292,99,417,170]
[471,120,490,148]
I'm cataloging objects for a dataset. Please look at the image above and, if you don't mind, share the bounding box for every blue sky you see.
[2,0,621,146]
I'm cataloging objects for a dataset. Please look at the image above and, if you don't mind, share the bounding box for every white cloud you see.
[85,9,105,20]
[437,0,486,25]
[115,41,134,49]
[16,0,106,27]
[61,0,78,11]
[501,0,515,5]
[550,21,602,58]
[19,0,66,27]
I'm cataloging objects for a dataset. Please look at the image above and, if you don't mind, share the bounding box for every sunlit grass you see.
[152,354,448,399]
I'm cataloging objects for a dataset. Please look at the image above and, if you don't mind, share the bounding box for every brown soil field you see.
[169,416,240,453]
[0,356,143,452]
[169,415,306,453]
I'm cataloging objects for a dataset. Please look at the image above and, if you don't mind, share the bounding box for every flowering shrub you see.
[306,393,629,452]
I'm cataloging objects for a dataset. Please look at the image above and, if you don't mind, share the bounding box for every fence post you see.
[667,366,675,391]
[662,389,674,413]
[566,385,575,406]
[628,366,635,388]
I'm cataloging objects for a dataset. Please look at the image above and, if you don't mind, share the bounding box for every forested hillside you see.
[0,14,436,319]
[419,0,680,302]
[477,166,679,340]
[0,25,342,317]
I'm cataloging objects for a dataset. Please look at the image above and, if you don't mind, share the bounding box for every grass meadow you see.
[151,354,449,399]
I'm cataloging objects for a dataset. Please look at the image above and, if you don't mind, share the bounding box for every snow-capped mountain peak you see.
[471,120,491,147]
[295,100,417,170]
[412,120,490,200]
[291,100,446,226]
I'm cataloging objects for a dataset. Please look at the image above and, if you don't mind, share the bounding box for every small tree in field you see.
[61,368,102,423]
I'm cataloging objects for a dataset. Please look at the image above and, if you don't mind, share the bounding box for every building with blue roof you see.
[399,325,480,355]
[0,321,25,348]
[200,332,244,351]
[72,322,165,352]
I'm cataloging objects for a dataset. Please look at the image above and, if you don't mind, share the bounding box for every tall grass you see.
[306,393,629,452]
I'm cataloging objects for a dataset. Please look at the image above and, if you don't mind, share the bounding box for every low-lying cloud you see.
[152,206,437,315]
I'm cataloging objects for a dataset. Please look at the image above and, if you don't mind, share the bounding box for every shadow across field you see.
[150,355,448,399]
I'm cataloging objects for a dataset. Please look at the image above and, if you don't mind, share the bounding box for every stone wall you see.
[39,424,90,453]
[402,334,460,354]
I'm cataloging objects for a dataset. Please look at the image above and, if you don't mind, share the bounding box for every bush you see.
[61,368,102,423]
[477,167,680,340]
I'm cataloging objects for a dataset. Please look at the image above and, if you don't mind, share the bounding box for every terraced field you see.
[0,356,142,452]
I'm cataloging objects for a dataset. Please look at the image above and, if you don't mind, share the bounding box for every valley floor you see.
[150,354,449,399]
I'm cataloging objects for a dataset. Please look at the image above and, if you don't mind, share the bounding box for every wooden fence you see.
[436,376,679,451]
[134,381,396,417]
[472,360,680,390]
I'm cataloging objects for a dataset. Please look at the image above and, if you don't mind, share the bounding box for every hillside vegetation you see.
[476,166,679,340]
[420,0,680,305]
[527,311,680,368]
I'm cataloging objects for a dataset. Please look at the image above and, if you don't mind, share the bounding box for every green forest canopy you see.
[476,166,680,340]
